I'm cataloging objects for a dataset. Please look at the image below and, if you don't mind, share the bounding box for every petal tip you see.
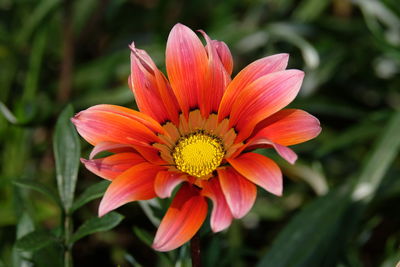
[151,242,170,252]
[277,53,289,61]
[211,224,228,233]
[70,115,79,125]
[275,189,283,197]
[288,154,298,165]
[98,196,113,217]
[98,205,107,217]
[171,23,188,32]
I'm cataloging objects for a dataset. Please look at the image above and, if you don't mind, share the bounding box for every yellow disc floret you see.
[172,130,225,178]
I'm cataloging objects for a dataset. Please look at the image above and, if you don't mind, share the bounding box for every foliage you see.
[1,0,399,266]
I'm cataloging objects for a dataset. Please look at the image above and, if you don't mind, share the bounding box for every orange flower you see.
[72,23,321,251]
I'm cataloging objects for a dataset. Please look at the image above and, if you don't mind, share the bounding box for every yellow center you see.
[172,131,225,178]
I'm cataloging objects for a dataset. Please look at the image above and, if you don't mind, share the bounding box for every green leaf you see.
[256,188,351,267]
[0,101,17,124]
[133,227,153,247]
[13,179,60,206]
[12,212,35,267]
[71,180,110,212]
[70,212,124,243]
[53,105,81,213]
[352,111,400,202]
[16,230,56,252]
[16,212,35,239]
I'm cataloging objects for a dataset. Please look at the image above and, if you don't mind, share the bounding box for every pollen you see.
[172,130,225,178]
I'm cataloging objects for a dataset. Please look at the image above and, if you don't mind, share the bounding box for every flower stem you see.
[190,232,201,267]
[63,214,73,267]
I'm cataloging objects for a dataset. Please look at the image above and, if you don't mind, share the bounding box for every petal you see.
[199,30,231,115]
[90,141,166,166]
[98,163,163,216]
[72,104,162,146]
[202,178,233,232]
[131,144,166,165]
[89,142,135,159]
[154,171,186,198]
[129,43,180,124]
[218,53,289,121]
[212,40,233,75]
[270,143,298,164]
[217,167,257,219]
[87,104,165,134]
[152,183,208,251]
[230,70,305,142]
[248,139,298,164]
[228,152,283,196]
[251,109,321,146]
[166,23,209,116]
[81,152,146,180]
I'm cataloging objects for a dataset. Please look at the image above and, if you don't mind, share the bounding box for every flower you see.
[71,23,321,252]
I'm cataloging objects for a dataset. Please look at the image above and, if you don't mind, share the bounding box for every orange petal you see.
[218,53,289,121]
[251,109,321,146]
[98,162,163,216]
[71,104,162,146]
[81,152,146,180]
[228,152,283,196]
[217,167,256,219]
[211,40,233,75]
[129,43,180,124]
[230,70,304,143]
[154,171,187,198]
[202,178,233,232]
[87,104,165,134]
[91,141,166,166]
[152,183,208,251]
[166,23,209,116]
[199,30,231,116]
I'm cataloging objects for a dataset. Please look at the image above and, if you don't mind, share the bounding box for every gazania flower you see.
[72,23,321,252]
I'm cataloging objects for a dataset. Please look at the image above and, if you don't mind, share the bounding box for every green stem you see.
[64,214,73,267]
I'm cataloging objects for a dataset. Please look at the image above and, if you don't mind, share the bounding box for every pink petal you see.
[251,109,321,146]
[98,163,163,217]
[199,30,231,116]
[129,43,180,124]
[218,53,289,121]
[154,171,187,198]
[245,138,298,164]
[81,153,146,180]
[212,40,233,75]
[202,178,233,232]
[89,142,135,159]
[228,152,283,196]
[166,23,208,116]
[152,183,207,251]
[217,167,257,219]
[229,70,305,143]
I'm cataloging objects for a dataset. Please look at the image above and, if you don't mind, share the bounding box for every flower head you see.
[72,23,321,251]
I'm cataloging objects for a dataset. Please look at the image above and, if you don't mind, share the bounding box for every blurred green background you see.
[1,0,400,266]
